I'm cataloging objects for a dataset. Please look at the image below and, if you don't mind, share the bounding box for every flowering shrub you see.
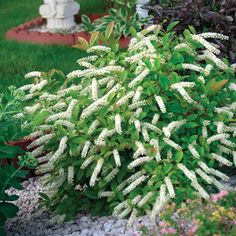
[16,25,235,223]
[153,190,236,235]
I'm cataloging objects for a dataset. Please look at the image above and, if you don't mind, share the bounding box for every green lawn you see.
[0,0,105,90]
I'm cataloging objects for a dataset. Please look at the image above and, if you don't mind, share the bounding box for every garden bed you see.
[5,177,157,236]
[6,14,131,48]
[6,177,236,235]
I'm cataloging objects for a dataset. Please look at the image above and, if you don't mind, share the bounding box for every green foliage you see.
[0,154,37,235]
[81,0,150,37]
[18,24,235,224]
[0,87,26,142]
[0,87,37,235]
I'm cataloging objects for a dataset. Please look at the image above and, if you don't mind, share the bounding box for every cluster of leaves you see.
[155,191,236,236]
[81,0,151,37]
[18,24,235,223]
[0,154,37,236]
[0,87,37,235]
[103,0,138,15]
[145,0,236,62]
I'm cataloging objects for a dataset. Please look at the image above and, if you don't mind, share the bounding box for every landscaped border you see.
[6,14,131,48]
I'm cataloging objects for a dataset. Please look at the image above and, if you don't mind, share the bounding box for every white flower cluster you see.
[155,95,166,113]
[105,167,119,182]
[77,56,98,64]
[150,194,170,220]
[91,78,98,101]
[27,133,54,149]
[199,50,229,70]
[116,91,135,106]
[164,177,175,198]
[182,63,205,73]
[163,120,186,138]
[133,141,146,159]
[81,141,91,158]
[170,82,196,104]
[195,168,212,184]
[211,153,232,166]
[24,71,41,79]
[150,139,161,161]
[68,166,74,184]
[141,126,150,142]
[132,86,143,103]
[80,156,95,170]
[123,175,148,195]
[87,120,100,135]
[90,159,104,187]
[164,138,182,150]
[191,180,209,199]
[87,46,111,53]
[128,69,150,88]
[49,136,68,164]
[188,144,200,159]
[128,156,152,169]
[81,84,121,119]
[30,80,48,93]
[115,114,122,134]
[113,149,121,167]
[55,120,75,129]
[191,34,220,55]
[207,133,230,144]
[137,192,153,207]
[199,32,229,40]
[177,163,196,181]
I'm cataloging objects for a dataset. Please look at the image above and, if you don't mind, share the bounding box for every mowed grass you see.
[0,0,105,90]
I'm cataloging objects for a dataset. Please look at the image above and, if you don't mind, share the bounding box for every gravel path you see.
[5,178,157,236]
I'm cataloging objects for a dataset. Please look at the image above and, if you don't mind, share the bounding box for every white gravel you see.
[6,176,236,236]
[5,177,157,236]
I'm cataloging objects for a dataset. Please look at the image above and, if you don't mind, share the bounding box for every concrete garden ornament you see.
[136,0,151,18]
[39,0,80,30]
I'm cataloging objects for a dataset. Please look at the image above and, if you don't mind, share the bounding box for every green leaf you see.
[174,150,183,163]
[77,37,89,50]
[89,32,99,47]
[130,26,137,37]
[81,14,91,25]
[188,25,196,34]
[166,21,179,32]
[31,110,51,127]
[0,202,18,218]
[84,189,98,200]
[105,22,115,40]
[164,164,173,174]
[0,145,21,159]
[206,78,228,94]
[38,192,50,201]
[159,75,168,90]
[184,122,198,128]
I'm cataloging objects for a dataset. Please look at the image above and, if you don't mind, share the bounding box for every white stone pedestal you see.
[39,0,80,30]
[136,0,151,18]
